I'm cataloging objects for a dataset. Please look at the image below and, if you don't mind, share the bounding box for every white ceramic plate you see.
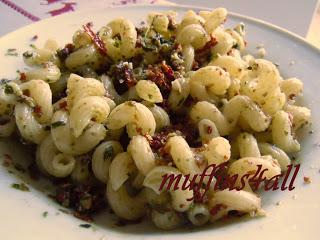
[1,5,320,240]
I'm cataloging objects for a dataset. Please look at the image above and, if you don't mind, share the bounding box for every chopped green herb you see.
[11,183,30,191]
[5,48,18,56]
[211,52,219,61]
[23,51,33,59]
[4,84,14,94]
[51,121,66,128]
[232,42,239,49]
[29,44,36,49]
[0,78,9,84]
[177,97,185,106]
[148,94,153,99]
[79,224,91,228]
[142,42,157,51]
[251,63,259,70]
[42,211,48,218]
[104,145,114,161]
[240,23,244,31]
[58,208,69,214]
[127,101,135,107]
[14,163,25,173]
[113,36,121,48]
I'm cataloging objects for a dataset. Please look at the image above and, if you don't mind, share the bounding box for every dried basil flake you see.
[11,183,30,192]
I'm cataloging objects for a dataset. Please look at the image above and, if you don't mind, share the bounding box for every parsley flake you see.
[23,51,33,59]
[51,121,66,128]
[11,183,30,192]
[29,44,36,49]
[79,224,91,228]
[104,146,114,161]
[5,48,18,56]
[4,85,14,94]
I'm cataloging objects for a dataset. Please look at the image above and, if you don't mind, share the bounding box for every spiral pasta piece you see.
[36,135,75,177]
[208,190,262,222]
[106,101,156,137]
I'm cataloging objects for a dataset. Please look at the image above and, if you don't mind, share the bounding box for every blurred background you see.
[0,0,319,47]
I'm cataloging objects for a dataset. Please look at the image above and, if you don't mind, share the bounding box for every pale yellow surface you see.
[307,2,320,48]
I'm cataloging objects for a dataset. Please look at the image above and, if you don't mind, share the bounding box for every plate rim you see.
[0,4,319,239]
[1,4,319,56]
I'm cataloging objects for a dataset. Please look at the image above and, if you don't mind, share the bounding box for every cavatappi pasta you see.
[0,7,311,230]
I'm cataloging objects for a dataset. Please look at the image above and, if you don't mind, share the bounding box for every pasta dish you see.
[0,8,311,229]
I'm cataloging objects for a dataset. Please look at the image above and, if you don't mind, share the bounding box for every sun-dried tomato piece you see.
[109,62,137,95]
[58,100,68,111]
[20,72,27,81]
[195,36,218,66]
[57,43,75,62]
[160,61,175,81]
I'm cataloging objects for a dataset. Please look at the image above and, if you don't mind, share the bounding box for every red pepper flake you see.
[82,22,107,56]
[20,72,27,81]
[22,89,30,97]
[124,67,136,88]
[303,176,311,184]
[59,101,68,111]
[195,35,218,55]
[210,204,227,216]
[160,61,175,81]
[33,105,43,117]
[192,60,200,71]
[194,36,218,66]
[288,112,294,125]
[207,126,213,134]
[288,94,296,100]
[136,127,143,135]
[142,133,153,142]
[227,49,234,56]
